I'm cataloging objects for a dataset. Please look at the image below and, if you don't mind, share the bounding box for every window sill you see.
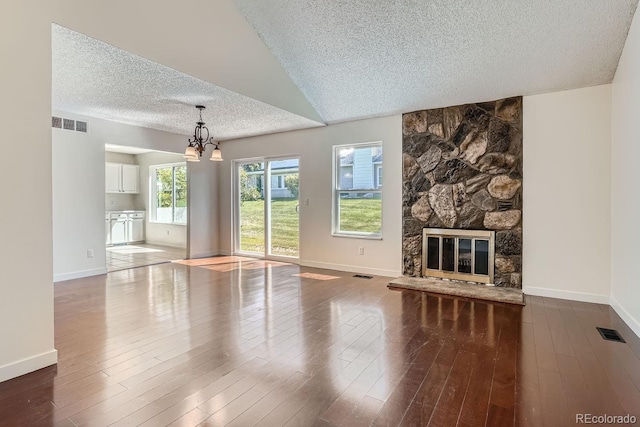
[332,232,382,240]
[149,221,187,226]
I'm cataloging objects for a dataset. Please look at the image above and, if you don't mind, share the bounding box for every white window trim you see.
[332,141,383,239]
[149,162,187,225]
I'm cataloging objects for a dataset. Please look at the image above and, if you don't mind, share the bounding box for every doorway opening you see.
[105,145,187,272]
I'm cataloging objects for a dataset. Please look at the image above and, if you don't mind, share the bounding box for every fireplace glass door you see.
[458,238,472,274]
[422,229,495,284]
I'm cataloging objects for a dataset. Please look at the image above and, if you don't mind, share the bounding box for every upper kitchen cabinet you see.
[106,162,139,193]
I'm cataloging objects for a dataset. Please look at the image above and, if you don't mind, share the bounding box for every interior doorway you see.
[105,145,187,272]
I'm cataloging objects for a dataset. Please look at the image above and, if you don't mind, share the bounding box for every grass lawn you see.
[239,199,299,256]
[338,198,382,233]
[239,198,381,256]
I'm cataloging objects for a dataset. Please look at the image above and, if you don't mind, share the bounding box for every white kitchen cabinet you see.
[128,212,145,243]
[105,163,121,193]
[106,211,145,245]
[110,214,128,245]
[121,164,139,193]
[106,163,139,194]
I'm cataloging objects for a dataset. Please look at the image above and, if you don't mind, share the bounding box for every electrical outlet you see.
[358,246,364,255]
[87,249,94,258]
[305,198,309,206]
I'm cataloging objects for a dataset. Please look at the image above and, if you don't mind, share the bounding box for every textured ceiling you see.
[54,1,639,138]
[52,24,324,140]
[234,0,639,123]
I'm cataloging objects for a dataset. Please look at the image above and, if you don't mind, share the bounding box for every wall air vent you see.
[52,116,89,133]
[63,118,75,131]
[75,121,87,133]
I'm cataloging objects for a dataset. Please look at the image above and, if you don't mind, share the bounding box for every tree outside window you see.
[151,163,187,224]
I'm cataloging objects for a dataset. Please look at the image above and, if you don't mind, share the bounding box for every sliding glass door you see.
[235,158,299,259]
[268,159,299,257]
[237,161,265,255]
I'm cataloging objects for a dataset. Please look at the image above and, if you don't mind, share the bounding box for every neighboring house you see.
[339,147,382,191]
[245,159,299,198]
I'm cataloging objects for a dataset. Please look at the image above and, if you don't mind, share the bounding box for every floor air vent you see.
[353,274,373,279]
[596,327,626,343]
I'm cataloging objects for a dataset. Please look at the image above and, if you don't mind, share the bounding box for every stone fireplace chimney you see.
[402,97,523,288]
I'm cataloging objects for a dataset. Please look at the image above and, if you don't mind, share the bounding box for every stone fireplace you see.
[402,97,523,288]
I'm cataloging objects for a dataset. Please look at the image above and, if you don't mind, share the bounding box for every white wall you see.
[135,151,188,248]
[218,115,403,277]
[611,6,640,338]
[188,160,220,259]
[0,0,57,383]
[53,127,108,282]
[523,85,612,303]
[106,152,136,164]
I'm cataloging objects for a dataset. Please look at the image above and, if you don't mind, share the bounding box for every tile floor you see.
[106,243,185,272]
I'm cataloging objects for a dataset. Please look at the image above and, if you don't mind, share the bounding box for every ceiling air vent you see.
[75,121,87,133]
[63,118,75,131]
[52,116,62,128]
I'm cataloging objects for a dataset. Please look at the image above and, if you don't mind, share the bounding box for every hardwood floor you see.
[1,257,640,426]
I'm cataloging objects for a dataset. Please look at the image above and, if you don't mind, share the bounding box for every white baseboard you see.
[145,241,187,249]
[299,259,400,278]
[0,349,58,383]
[54,267,107,283]
[609,296,640,340]
[523,285,610,304]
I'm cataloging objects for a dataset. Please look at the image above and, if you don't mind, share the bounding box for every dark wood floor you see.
[1,257,640,426]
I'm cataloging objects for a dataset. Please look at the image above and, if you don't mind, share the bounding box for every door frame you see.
[232,155,300,262]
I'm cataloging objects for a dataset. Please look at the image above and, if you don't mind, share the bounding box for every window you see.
[271,175,285,189]
[332,142,382,238]
[150,163,187,224]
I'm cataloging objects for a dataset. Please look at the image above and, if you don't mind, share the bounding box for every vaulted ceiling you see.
[52,0,639,140]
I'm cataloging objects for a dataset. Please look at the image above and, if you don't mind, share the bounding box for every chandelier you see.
[183,105,223,162]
